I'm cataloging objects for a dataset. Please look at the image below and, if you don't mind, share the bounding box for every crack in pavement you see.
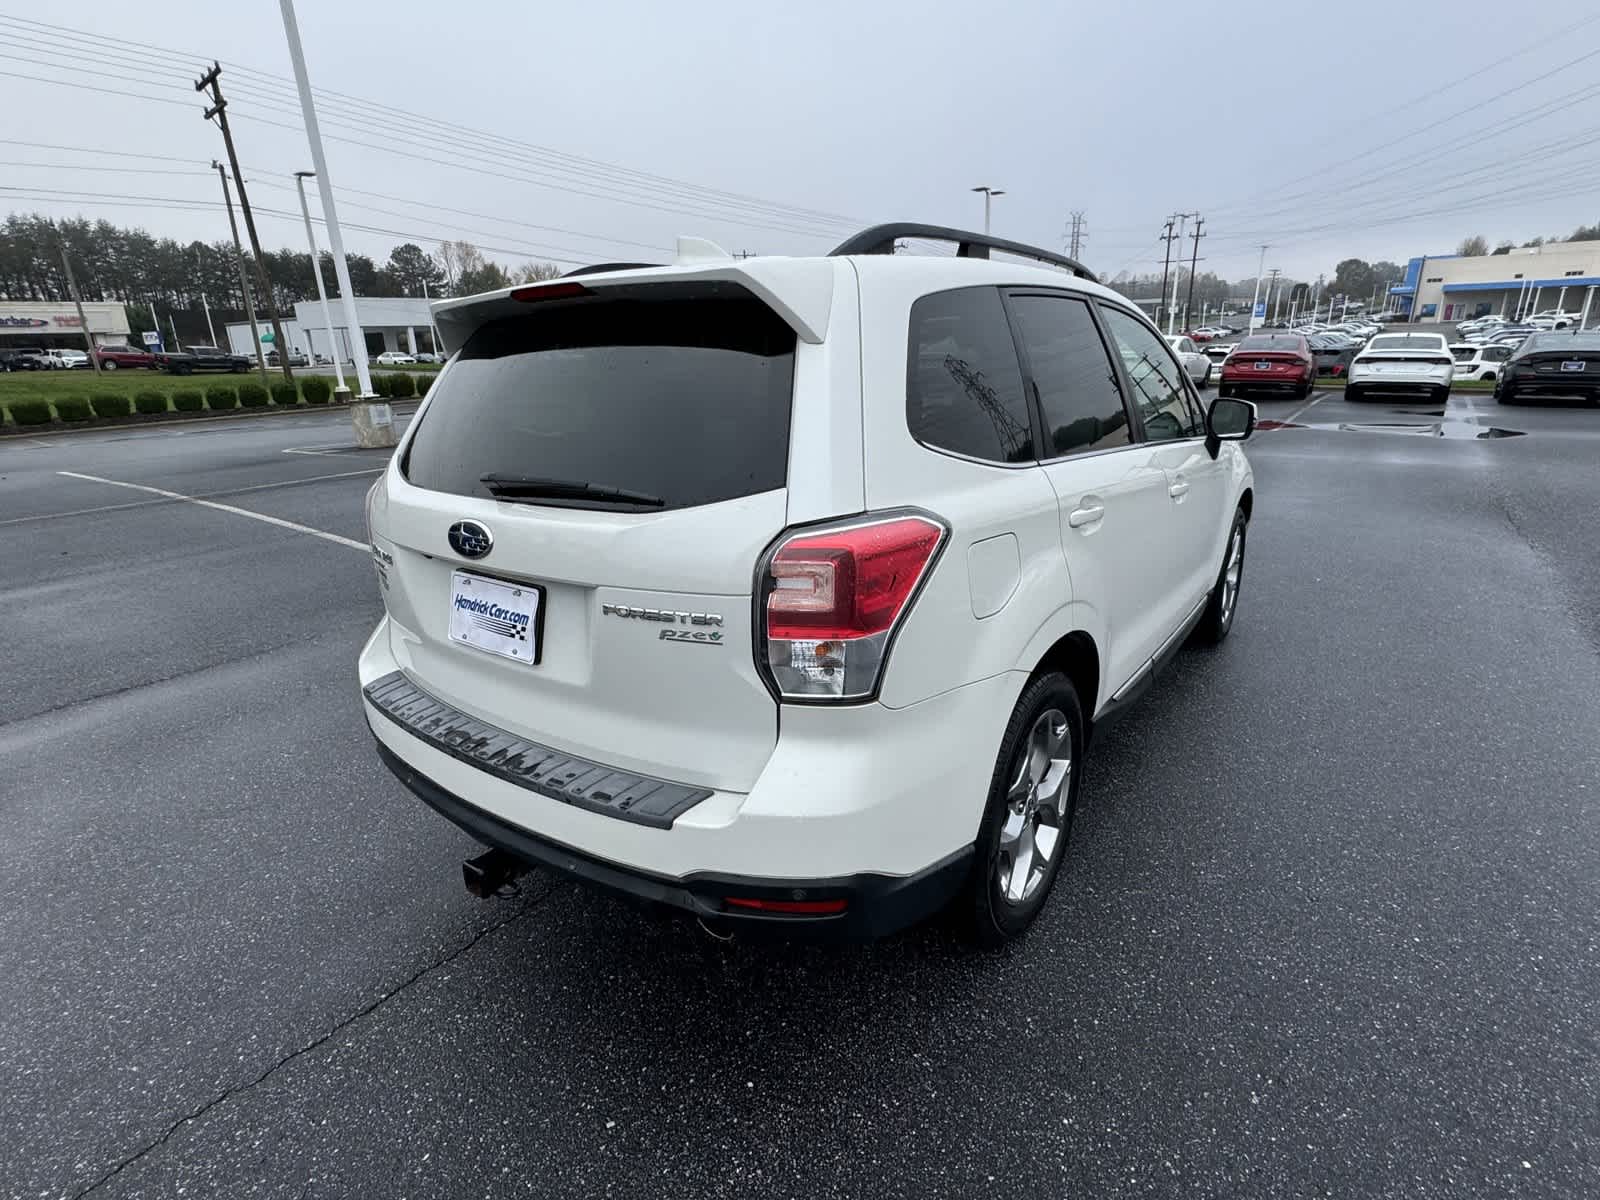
[67,880,563,1200]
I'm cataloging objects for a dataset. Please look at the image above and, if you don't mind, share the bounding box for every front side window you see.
[907,287,1035,463]
[1098,306,1203,441]
[1009,294,1129,457]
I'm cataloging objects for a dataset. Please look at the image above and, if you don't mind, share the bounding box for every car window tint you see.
[907,287,1035,463]
[1099,306,1203,441]
[1009,295,1130,458]
[403,291,795,511]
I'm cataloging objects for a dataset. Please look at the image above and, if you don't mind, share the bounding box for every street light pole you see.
[1247,244,1269,333]
[294,171,346,394]
[278,0,381,431]
[971,186,1005,234]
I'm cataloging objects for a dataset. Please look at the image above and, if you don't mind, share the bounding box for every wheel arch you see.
[1238,486,1253,521]
[1026,629,1101,739]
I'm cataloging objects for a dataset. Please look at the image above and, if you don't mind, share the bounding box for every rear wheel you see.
[1345,383,1365,402]
[1201,364,1213,389]
[1197,508,1247,644]
[965,672,1084,946]
[102,360,117,371]
[1497,384,1520,405]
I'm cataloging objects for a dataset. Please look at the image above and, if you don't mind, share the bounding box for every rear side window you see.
[1098,306,1205,441]
[403,292,795,511]
[1009,294,1130,457]
[907,287,1035,464]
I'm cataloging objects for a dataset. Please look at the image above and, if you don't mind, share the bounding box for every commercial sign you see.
[1253,301,1266,318]
[0,316,50,328]
[141,330,163,350]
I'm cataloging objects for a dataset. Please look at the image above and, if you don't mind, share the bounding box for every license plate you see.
[1254,361,1272,370]
[1561,360,1586,372]
[448,570,541,664]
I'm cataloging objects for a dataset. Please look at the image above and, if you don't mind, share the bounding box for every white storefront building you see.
[1389,240,1600,325]
[224,296,439,362]
[0,300,130,348]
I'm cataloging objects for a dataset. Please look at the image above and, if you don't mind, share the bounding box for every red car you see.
[92,344,160,371]
[1185,329,1214,343]
[1219,333,1316,401]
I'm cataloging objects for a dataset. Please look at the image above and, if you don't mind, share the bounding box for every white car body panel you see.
[1165,335,1211,384]
[363,249,1255,893]
[1349,332,1455,390]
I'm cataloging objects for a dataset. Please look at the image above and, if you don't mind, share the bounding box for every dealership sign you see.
[0,316,50,328]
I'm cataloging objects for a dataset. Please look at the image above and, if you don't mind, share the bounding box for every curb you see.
[0,399,422,440]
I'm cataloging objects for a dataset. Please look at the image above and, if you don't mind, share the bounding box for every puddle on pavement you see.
[1270,420,1527,440]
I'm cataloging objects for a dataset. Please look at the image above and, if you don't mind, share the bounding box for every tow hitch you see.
[462,848,529,898]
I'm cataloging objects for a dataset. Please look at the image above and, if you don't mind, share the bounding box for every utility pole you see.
[1158,217,1178,331]
[1066,210,1086,260]
[294,170,345,393]
[59,245,102,374]
[1168,212,1197,334]
[1267,268,1284,322]
[213,162,270,380]
[1183,216,1205,334]
[195,62,294,384]
[1248,244,1270,333]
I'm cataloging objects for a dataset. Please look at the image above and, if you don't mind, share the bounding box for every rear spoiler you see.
[431,255,836,354]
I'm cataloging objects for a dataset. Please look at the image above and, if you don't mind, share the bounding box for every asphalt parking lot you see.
[3,393,1599,1199]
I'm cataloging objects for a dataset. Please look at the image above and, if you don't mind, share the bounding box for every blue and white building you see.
[1389,240,1600,325]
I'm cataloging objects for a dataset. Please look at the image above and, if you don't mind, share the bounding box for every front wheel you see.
[101,360,117,371]
[1196,509,1247,644]
[965,672,1084,946]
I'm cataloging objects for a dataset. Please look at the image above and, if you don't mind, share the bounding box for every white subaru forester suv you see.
[360,224,1256,944]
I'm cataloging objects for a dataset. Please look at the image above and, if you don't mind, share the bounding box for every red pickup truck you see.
[92,344,160,370]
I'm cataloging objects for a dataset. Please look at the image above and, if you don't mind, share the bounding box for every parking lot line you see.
[4,467,384,529]
[1283,392,1329,425]
[55,470,369,552]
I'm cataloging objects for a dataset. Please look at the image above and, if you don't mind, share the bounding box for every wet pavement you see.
[2,397,1598,1198]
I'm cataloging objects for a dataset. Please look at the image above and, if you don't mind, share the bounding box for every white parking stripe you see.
[5,467,382,528]
[55,470,369,552]
[1283,392,1328,425]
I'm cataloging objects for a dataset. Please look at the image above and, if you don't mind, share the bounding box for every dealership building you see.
[1390,239,1600,324]
[223,296,439,362]
[0,300,130,349]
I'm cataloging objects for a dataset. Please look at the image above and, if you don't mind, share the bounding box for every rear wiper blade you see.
[479,473,664,507]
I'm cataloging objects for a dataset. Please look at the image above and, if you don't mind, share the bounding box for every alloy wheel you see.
[995,709,1072,905]
[1220,526,1244,627]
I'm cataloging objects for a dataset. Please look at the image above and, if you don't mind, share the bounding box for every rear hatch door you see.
[374,282,801,793]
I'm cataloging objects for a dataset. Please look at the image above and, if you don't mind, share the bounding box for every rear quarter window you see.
[402,291,796,511]
[906,287,1035,464]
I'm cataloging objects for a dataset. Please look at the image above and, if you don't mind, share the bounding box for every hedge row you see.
[0,374,428,427]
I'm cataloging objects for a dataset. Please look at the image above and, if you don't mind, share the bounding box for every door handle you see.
[1168,480,1190,499]
[1067,502,1105,528]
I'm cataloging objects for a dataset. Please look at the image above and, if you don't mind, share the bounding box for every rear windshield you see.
[1520,332,1600,354]
[1369,334,1446,351]
[1451,346,1476,362]
[403,292,796,511]
[1238,335,1302,352]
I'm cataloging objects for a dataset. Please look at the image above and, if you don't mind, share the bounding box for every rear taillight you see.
[510,281,590,303]
[757,513,946,701]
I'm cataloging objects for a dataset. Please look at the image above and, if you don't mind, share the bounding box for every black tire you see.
[1345,383,1364,402]
[1497,384,1519,406]
[1481,371,1495,383]
[101,360,117,371]
[1433,385,1450,405]
[1200,364,1212,389]
[1196,508,1247,645]
[232,362,248,374]
[965,672,1085,946]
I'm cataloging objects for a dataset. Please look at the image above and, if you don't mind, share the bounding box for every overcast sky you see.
[3,1,1596,285]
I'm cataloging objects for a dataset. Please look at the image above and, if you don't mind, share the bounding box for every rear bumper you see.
[1502,374,1600,399]
[373,739,972,939]
[1219,373,1308,396]
[359,616,1015,933]
[1348,364,1452,391]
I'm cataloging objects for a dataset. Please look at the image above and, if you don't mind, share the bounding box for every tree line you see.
[0,212,560,310]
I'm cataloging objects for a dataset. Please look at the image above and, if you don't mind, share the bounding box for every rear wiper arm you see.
[479,473,664,507]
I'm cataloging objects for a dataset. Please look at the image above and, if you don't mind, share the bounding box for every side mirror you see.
[1206,396,1256,457]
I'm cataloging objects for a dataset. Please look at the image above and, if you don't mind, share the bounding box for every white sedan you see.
[374,351,417,366]
[1345,332,1455,403]
[1165,335,1213,387]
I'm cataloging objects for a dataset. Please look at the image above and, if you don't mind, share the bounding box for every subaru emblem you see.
[447,520,493,559]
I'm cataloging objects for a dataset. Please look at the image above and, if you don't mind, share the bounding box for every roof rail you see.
[562,262,661,278]
[828,223,1097,282]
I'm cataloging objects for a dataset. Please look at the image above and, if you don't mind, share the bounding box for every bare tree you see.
[1456,235,1489,257]
[513,260,562,284]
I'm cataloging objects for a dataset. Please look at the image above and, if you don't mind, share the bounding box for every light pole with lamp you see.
[293,171,346,399]
[971,186,1005,234]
